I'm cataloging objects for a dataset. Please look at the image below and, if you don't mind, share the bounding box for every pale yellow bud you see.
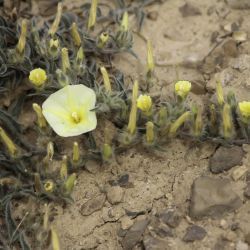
[33,103,47,128]
[49,3,62,36]
[88,0,98,30]
[146,121,154,144]
[60,155,68,180]
[16,19,27,55]
[61,48,70,73]
[51,227,60,250]
[100,66,111,92]
[127,81,139,135]
[222,103,234,139]
[121,12,129,31]
[216,81,224,106]
[72,142,80,163]
[71,22,81,47]
[0,127,18,157]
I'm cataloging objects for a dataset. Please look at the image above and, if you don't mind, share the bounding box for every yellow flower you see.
[44,180,54,192]
[29,68,47,87]
[238,101,250,118]
[42,84,97,137]
[174,80,191,99]
[137,95,152,113]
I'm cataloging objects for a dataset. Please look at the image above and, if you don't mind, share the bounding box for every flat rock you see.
[236,241,249,250]
[183,225,207,242]
[190,176,242,219]
[209,146,244,173]
[80,194,106,216]
[122,217,149,250]
[106,186,124,205]
[158,209,181,228]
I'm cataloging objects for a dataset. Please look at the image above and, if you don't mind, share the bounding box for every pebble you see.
[190,176,242,219]
[220,219,228,229]
[222,231,237,242]
[106,186,124,205]
[233,31,248,42]
[231,165,248,181]
[183,225,207,242]
[80,194,106,216]
[158,209,181,228]
[209,146,244,174]
[122,217,149,250]
[143,235,167,250]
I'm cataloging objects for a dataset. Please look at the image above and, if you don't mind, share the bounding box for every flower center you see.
[71,111,81,123]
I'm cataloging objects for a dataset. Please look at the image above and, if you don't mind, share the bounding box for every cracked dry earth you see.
[52,0,250,249]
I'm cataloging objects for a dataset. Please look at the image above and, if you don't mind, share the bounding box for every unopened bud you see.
[0,127,18,157]
[70,22,81,47]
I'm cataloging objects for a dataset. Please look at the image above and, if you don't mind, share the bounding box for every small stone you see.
[106,186,124,205]
[179,3,201,17]
[220,219,228,229]
[80,194,106,216]
[233,31,248,42]
[190,176,242,219]
[183,225,207,242]
[209,146,244,174]
[231,165,248,181]
[244,182,250,199]
[122,217,149,250]
[230,54,250,72]
[149,217,173,238]
[120,216,134,230]
[147,11,158,21]
[236,240,249,250]
[159,209,181,228]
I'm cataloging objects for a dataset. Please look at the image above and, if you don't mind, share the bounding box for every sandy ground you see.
[43,0,250,249]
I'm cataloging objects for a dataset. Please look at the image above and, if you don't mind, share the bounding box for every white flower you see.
[42,84,97,137]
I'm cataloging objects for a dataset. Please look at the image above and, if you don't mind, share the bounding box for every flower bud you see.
[47,142,54,161]
[238,101,250,124]
[102,143,113,161]
[63,173,76,195]
[137,94,152,115]
[88,0,98,30]
[16,19,27,55]
[174,81,191,100]
[0,127,18,157]
[121,12,129,32]
[51,227,60,250]
[49,3,62,36]
[193,107,203,137]
[72,142,80,163]
[146,121,154,144]
[169,111,190,137]
[61,48,70,73]
[216,80,224,106]
[127,81,139,135]
[29,68,47,88]
[157,106,168,127]
[100,66,111,92]
[49,39,59,58]
[60,155,68,180]
[33,103,47,128]
[222,103,234,139]
[70,22,81,47]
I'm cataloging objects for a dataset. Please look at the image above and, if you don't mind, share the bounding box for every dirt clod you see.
[106,186,124,205]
